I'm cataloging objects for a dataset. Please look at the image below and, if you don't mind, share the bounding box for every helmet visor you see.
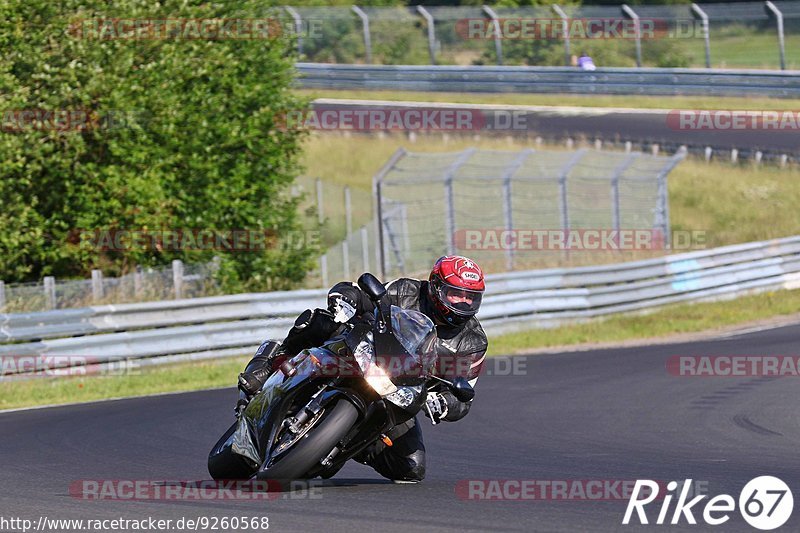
[435,281,483,316]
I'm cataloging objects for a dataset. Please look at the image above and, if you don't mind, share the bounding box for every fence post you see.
[501,149,533,271]
[691,4,711,68]
[0,281,5,311]
[417,6,437,65]
[91,269,104,302]
[621,5,642,68]
[172,259,184,299]
[320,254,329,288]
[372,148,407,280]
[134,265,143,297]
[344,185,353,237]
[342,240,350,280]
[482,6,503,65]
[285,6,303,55]
[443,149,476,256]
[316,177,324,225]
[361,227,370,272]
[610,154,640,234]
[765,1,786,70]
[44,276,56,310]
[557,150,589,235]
[552,5,572,66]
[352,6,372,64]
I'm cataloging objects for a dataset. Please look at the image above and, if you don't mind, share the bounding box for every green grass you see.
[0,356,247,411]
[488,289,800,356]
[5,286,800,410]
[297,89,800,112]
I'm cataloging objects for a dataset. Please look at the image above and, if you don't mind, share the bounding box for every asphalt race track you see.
[3,323,800,532]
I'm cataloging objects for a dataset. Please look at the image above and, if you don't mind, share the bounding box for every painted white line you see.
[0,385,232,415]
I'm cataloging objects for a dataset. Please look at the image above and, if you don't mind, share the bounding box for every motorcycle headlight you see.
[385,386,420,408]
[364,364,397,397]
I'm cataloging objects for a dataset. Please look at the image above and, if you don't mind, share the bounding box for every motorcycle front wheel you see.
[256,398,358,481]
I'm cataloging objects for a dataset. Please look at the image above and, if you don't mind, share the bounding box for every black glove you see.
[328,292,357,323]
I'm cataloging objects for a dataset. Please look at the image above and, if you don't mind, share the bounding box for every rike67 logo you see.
[623,477,793,530]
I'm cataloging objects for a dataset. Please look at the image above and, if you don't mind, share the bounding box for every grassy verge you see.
[297,89,800,112]
[4,287,800,410]
[0,356,247,411]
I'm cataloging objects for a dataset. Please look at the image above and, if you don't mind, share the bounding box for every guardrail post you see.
[320,254,329,288]
[482,6,503,65]
[44,276,56,310]
[344,185,353,237]
[0,281,5,311]
[361,227,370,272]
[780,154,788,168]
[731,148,738,163]
[172,259,184,299]
[765,1,786,71]
[316,177,324,225]
[284,6,303,55]
[621,5,642,68]
[91,269,104,301]
[704,147,713,162]
[352,6,372,64]
[417,6,437,65]
[552,5,572,66]
[691,3,711,68]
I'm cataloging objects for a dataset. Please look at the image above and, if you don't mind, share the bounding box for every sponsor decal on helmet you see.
[461,271,480,282]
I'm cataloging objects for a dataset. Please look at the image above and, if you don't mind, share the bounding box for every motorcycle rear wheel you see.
[256,398,358,482]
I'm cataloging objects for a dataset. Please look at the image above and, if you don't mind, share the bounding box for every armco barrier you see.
[3,236,800,375]
[296,63,800,98]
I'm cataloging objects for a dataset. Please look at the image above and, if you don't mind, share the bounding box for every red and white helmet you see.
[428,255,485,326]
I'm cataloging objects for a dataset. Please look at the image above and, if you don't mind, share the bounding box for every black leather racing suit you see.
[329,277,488,482]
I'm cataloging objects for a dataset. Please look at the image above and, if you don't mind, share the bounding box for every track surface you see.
[313,100,800,155]
[3,324,800,532]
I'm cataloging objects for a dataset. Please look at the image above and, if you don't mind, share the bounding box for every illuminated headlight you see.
[385,386,418,408]
[364,364,397,397]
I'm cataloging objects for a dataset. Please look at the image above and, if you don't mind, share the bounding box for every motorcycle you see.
[207,272,474,482]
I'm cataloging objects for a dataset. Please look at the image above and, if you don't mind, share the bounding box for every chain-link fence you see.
[0,260,220,313]
[367,147,685,280]
[283,3,799,69]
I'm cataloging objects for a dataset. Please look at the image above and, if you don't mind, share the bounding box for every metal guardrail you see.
[3,236,800,375]
[296,63,800,98]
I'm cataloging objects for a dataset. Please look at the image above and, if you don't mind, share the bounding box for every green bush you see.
[0,0,317,292]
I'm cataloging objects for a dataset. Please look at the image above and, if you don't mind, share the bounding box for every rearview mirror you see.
[357,273,386,302]
[450,376,475,402]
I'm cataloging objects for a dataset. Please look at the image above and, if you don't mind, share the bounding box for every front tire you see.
[257,399,358,481]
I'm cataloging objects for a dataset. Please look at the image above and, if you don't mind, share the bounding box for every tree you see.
[0,0,316,291]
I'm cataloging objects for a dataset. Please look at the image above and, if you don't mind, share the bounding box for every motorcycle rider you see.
[236,255,488,482]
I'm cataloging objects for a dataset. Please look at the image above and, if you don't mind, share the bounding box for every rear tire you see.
[257,399,358,481]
